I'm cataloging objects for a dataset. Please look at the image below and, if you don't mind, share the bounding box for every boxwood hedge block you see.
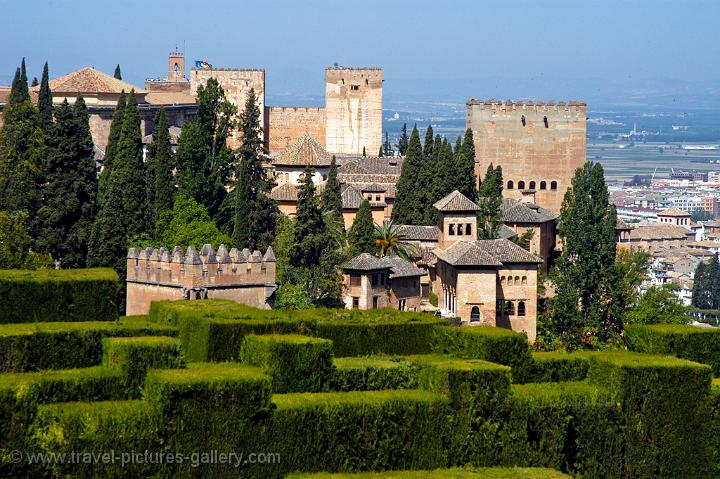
[588,352,713,478]
[102,337,185,392]
[0,317,178,372]
[0,268,119,323]
[499,381,622,478]
[266,389,450,475]
[240,334,333,393]
[625,323,720,375]
[522,352,592,384]
[330,357,418,392]
[710,380,720,477]
[431,326,533,382]
[287,466,571,478]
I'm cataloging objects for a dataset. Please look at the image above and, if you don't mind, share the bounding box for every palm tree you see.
[374,220,417,260]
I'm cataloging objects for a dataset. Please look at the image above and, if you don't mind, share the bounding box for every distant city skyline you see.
[4,0,719,108]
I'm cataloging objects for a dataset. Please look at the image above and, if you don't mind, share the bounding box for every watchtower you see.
[168,51,185,82]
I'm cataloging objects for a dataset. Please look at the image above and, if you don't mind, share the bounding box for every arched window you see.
[529,181,536,190]
[540,181,547,190]
[470,306,480,322]
[514,276,520,285]
[518,181,526,190]
[521,115,526,126]
[507,180,514,190]
[543,116,549,128]
[522,276,527,285]
[457,224,464,235]
[518,301,526,316]
[550,180,558,190]
[466,223,472,236]
[500,275,506,285]
[505,301,515,316]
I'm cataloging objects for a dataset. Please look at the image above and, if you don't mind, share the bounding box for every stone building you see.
[428,190,542,341]
[467,99,586,212]
[657,208,691,227]
[126,244,277,315]
[501,199,558,271]
[342,253,426,311]
[625,223,693,252]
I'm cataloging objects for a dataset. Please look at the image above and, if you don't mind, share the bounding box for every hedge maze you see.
[3,271,720,477]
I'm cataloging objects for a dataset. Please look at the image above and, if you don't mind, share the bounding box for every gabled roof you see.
[502,199,557,223]
[433,190,480,212]
[435,239,542,267]
[142,126,182,145]
[628,224,690,241]
[44,67,145,95]
[341,184,365,209]
[337,157,403,176]
[498,225,518,240]
[273,133,332,167]
[398,225,441,241]
[343,253,426,278]
[344,253,388,271]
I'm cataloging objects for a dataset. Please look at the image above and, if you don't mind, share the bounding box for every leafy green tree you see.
[0,62,45,223]
[38,62,53,132]
[153,195,231,249]
[477,164,503,239]
[272,214,295,284]
[273,283,314,310]
[627,286,689,325]
[231,88,277,250]
[348,200,375,256]
[36,97,98,267]
[614,248,651,308]
[98,92,126,206]
[375,220,416,260]
[392,125,424,224]
[146,107,175,232]
[320,156,342,216]
[397,123,409,156]
[0,211,52,269]
[114,64,122,80]
[547,162,620,346]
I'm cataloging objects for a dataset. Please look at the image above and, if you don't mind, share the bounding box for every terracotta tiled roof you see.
[344,253,387,271]
[433,190,480,212]
[341,184,365,209]
[142,126,182,145]
[628,224,690,241]
[616,218,631,230]
[498,225,518,239]
[44,67,145,95]
[338,157,403,176]
[502,199,557,223]
[359,183,386,193]
[658,208,691,217]
[435,239,542,267]
[343,253,426,278]
[273,133,332,167]
[145,90,196,105]
[398,225,440,241]
[269,182,326,202]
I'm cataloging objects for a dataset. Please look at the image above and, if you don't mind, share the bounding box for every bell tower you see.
[168,50,185,82]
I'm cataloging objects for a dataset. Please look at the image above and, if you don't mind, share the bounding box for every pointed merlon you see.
[171,246,184,263]
[263,246,276,262]
[127,247,139,259]
[250,250,262,263]
[185,246,202,265]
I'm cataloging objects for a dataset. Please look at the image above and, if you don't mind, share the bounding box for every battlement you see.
[191,67,265,73]
[268,106,325,113]
[466,99,586,113]
[326,66,382,71]
[126,244,276,291]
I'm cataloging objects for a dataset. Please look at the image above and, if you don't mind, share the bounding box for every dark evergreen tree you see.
[148,108,175,230]
[0,61,44,223]
[455,129,479,201]
[98,92,126,206]
[422,125,434,159]
[38,62,53,131]
[37,97,97,267]
[321,156,342,216]
[348,199,376,256]
[710,253,720,309]
[383,131,392,157]
[692,261,711,309]
[392,125,424,224]
[397,123,409,156]
[231,88,277,250]
[114,64,122,80]
[426,137,454,225]
[31,77,38,87]
[288,166,326,269]
[547,162,620,346]
[476,164,504,239]
[378,145,383,157]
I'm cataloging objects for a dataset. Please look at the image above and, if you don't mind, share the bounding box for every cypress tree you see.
[423,125,434,159]
[321,155,342,216]
[98,91,127,206]
[114,64,122,80]
[288,166,325,268]
[392,125,423,225]
[31,77,38,87]
[455,129,479,201]
[37,97,97,267]
[477,164,504,239]
[692,261,711,309]
[149,108,175,229]
[397,123,409,156]
[231,88,277,250]
[378,145,383,157]
[38,62,53,131]
[348,199,376,256]
[384,131,391,157]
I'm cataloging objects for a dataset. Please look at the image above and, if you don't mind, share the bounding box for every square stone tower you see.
[324,67,382,156]
[168,51,185,82]
[467,100,586,212]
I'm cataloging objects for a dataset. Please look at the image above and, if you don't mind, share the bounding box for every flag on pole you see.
[194,60,212,69]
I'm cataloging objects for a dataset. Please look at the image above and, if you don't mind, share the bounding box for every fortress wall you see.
[266,106,326,153]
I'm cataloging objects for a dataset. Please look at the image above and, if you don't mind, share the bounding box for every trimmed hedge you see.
[588,351,713,478]
[499,381,623,478]
[522,352,591,384]
[431,326,533,382]
[409,355,511,466]
[330,357,418,392]
[102,337,185,392]
[709,380,720,477]
[240,334,334,393]
[0,317,178,372]
[287,467,571,478]
[625,323,720,375]
[0,268,119,323]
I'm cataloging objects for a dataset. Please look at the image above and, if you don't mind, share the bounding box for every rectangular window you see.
[375,194,381,202]
[457,224,464,235]
[380,274,386,286]
[351,85,360,91]
[449,224,455,236]
[350,274,361,286]
[371,274,378,287]
[398,299,406,311]
[352,297,359,309]
[466,223,472,236]
[372,296,379,309]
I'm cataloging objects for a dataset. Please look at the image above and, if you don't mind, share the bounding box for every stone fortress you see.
[125,244,277,315]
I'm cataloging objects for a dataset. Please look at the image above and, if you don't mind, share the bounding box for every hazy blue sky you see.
[4,0,719,107]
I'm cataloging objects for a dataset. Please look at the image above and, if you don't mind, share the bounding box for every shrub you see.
[0,268,119,323]
[287,466,571,478]
[709,380,720,477]
[240,334,334,393]
[102,337,185,392]
[588,351,713,478]
[0,317,178,372]
[625,323,720,375]
[498,381,623,478]
[522,352,591,384]
[330,357,418,391]
[431,326,533,382]
[409,355,511,466]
